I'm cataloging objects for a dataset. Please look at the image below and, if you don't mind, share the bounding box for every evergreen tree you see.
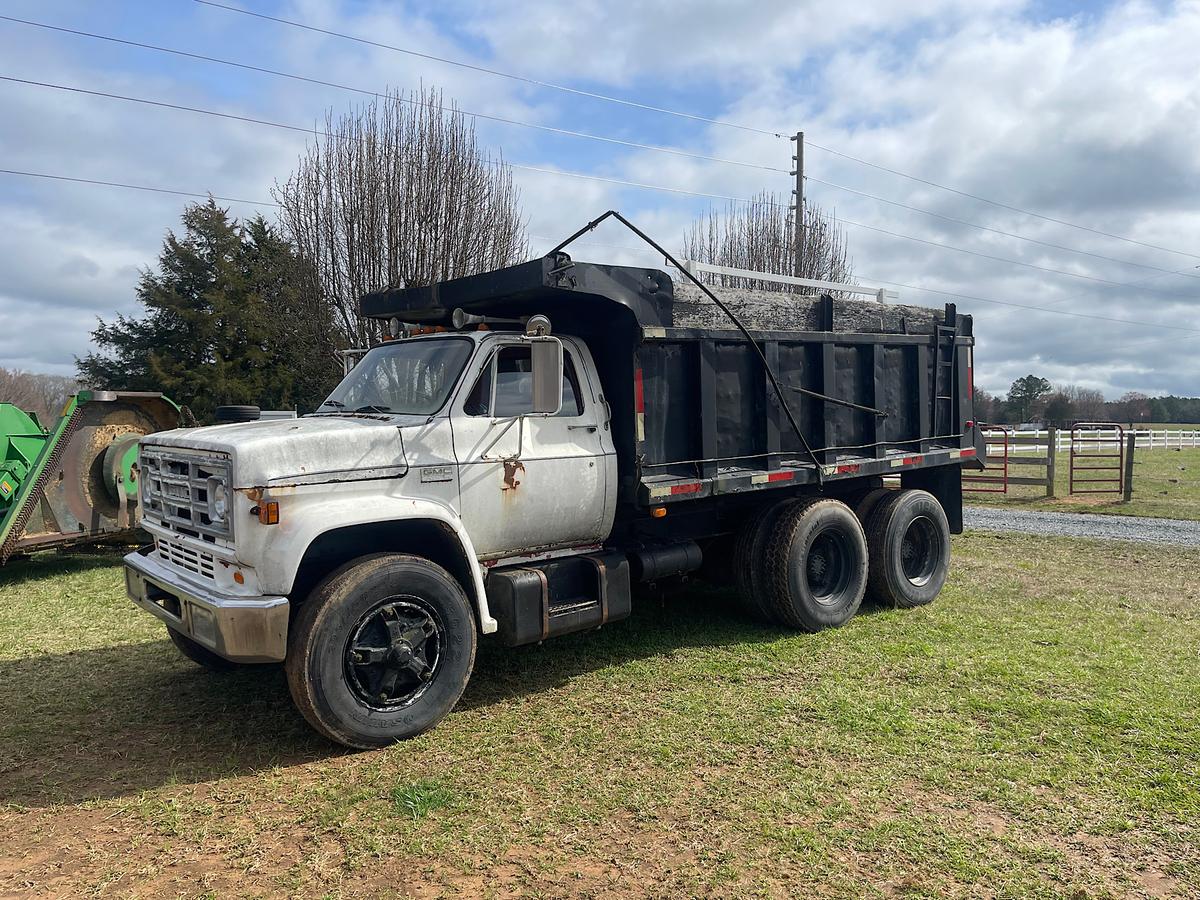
[1007,374,1052,423]
[77,200,339,420]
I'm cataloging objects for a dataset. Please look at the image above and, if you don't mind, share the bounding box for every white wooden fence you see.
[993,428,1199,453]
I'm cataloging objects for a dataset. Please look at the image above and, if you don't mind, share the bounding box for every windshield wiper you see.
[353,404,394,414]
[318,399,345,409]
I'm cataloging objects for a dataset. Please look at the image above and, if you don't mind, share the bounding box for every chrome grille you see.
[156,537,216,579]
[140,446,233,540]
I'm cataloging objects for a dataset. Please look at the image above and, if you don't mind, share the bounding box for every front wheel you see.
[285,553,477,749]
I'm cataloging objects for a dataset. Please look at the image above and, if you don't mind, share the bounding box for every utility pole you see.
[790,131,804,279]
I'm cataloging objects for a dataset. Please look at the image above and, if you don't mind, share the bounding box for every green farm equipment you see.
[0,391,181,563]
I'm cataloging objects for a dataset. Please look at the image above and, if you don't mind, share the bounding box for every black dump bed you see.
[362,254,985,510]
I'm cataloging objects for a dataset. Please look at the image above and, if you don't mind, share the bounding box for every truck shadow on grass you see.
[0,578,787,809]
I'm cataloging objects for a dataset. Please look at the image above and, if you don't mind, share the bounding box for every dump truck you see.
[124,249,984,749]
[1,391,180,562]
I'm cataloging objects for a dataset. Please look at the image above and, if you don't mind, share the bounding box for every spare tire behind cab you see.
[214,405,261,423]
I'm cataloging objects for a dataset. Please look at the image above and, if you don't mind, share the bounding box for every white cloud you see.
[0,0,1197,399]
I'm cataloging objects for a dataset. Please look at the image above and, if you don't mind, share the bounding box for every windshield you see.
[317,337,474,415]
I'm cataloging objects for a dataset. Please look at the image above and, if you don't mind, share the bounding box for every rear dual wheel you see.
[733,488,951,629]
[864,489,950,608]
[735,497,868,631]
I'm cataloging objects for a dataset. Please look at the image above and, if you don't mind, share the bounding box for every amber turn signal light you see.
[651,506,667,518]
[254,501,280,525]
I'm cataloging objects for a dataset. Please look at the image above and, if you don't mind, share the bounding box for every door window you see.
[464,345,583,417]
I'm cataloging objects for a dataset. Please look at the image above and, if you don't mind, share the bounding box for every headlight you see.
[208,478,228,523]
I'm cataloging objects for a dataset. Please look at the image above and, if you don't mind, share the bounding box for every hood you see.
[143,415,417,487]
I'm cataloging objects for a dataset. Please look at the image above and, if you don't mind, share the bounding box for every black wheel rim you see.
[344,596,444,709]
[806,528,854,605]
[900,516,940,586]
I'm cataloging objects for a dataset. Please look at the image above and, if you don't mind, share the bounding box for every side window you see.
[464,346,584,417]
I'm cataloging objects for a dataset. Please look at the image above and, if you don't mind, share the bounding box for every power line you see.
[0,167,277,207]
[807,140,1200,263]
[0,15,785,175]
[856,273,1200,334]
[191,0,784,137]
[193,0,1200,265]
[4,163,1197,338]
[1036,263,1200,307]
[18,14,1193,286]
[13,6,1189,284]
[4,72,1195,309]
[808,175,1200,281]
[837,217,1195,297]
[0,75,775,207]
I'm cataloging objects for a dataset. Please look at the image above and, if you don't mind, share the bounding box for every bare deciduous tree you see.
[682,193,853,293]
[0,368,79,424]
[275,88,529,348]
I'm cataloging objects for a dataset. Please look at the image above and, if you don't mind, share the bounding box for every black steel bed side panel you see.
[634,329,973,477]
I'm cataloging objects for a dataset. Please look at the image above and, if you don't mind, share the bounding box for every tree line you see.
[974,374,1200,427]
[0,369,78,424]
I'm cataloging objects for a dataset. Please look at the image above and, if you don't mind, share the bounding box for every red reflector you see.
[633,368,645,413]
[670,483,702,495]
[960,447,977,457]
[766,471,794,482]
[835,464,860,474]
[902,456,923,466]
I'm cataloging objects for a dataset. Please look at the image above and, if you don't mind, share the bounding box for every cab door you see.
[450,337,613,559]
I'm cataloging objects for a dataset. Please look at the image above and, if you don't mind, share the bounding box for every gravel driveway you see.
[963,506,1200,547]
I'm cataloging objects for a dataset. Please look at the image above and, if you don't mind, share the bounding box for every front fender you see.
[258,492,497,634]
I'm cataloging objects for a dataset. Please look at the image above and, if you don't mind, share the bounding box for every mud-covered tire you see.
[864,489,950,609]
[285,553,476,749]
[764,498,868,631]
[733,500,799,623]
[168,626,240,672]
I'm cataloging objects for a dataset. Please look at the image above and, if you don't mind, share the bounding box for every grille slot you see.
[140,446,233,541]
[157,537,216,580]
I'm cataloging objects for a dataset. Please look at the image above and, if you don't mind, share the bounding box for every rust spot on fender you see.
[501,459,525,492]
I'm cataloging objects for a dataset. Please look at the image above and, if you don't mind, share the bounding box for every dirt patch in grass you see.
[1,538,1198,898]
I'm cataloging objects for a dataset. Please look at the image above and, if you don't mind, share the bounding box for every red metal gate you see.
[1070,423,1124,495]
[963,425,1011,493]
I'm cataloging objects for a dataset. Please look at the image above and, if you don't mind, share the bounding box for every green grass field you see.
[2,539,1198,898]
[967,446,1200,521]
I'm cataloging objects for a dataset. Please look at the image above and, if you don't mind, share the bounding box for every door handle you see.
[567,424,597,433]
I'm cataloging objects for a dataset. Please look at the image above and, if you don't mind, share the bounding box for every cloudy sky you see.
[1,0,1198,398]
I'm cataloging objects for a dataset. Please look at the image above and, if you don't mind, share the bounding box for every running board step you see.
[487,550,632,647]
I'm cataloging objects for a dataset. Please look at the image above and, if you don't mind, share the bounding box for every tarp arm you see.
[550,210,827,479]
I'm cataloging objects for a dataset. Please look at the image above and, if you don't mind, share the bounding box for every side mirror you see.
[528,337,564,415]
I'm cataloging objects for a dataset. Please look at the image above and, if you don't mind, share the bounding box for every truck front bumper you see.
[124,545,290,663]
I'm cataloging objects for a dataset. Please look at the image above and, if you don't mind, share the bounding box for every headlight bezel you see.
[207,476,228,524]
